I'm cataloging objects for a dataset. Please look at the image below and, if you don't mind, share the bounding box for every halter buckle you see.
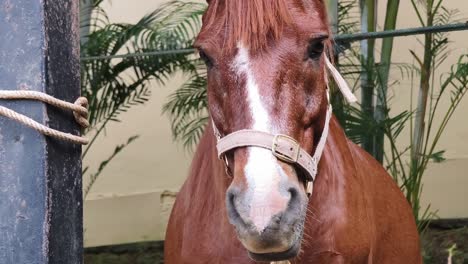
[272,134,300,163]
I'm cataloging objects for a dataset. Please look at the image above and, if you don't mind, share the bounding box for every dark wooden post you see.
[0,0,82,263]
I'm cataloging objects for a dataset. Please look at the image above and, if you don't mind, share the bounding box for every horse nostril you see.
[288,187,298,202]
[227,189,235,210]
[287,187,301,212]
[226,187,242,224]
[272,214,282,225]
[228,191,235,208]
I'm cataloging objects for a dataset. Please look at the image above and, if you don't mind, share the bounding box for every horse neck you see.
[185,125,230,209]
[309,116,360,219]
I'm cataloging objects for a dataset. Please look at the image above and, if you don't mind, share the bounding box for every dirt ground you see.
[84,227,468,264]
[421,227,468,264]
[84,242,164,264]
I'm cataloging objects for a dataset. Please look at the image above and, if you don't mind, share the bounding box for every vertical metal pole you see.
[0,0,82,263]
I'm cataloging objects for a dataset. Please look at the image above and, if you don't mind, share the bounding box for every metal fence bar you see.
[335,22,468,42]
[79,22,468,62]
[80,48,196,62]
[0,0,83,263]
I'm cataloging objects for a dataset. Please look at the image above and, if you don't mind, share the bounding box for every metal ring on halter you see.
[222,154,233,177]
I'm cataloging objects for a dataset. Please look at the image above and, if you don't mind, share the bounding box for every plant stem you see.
[80,0,94,46]
[359,0,377,155]
[82,116,112,159]
[374,0,400,163]
[411,0,434,168]
[326,0,339,35]
[409,0,435,221]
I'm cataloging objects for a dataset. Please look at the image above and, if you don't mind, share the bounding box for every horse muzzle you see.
[226,183,307,261]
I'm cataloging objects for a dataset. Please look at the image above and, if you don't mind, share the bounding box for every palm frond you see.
[338,0,359,34]
[163,61,208,150]
[81,1,206,128]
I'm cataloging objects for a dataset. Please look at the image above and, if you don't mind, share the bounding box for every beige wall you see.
[377,0,468,218]
[83,0,468,247]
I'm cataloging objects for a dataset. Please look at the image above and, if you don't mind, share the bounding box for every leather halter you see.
[211,57,356,196]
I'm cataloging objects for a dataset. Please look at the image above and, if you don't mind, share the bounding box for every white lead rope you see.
[324,56,358,103]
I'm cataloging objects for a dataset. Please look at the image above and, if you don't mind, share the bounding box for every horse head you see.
[195,0,340,261]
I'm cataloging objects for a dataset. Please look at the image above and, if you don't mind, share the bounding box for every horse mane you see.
[204,0,293,51]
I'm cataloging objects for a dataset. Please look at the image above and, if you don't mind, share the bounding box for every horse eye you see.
[198,50,213,68]
[307,40,325,60]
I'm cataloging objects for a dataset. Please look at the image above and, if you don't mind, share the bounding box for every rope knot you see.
[0,90,89,145]
[73,97,90,129]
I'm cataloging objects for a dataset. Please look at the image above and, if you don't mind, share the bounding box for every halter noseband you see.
[211,57,356,196]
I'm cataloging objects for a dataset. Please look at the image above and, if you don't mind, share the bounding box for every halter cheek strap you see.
[211,56,355,196]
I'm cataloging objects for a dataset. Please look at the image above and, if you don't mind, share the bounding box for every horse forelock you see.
[200,0,331,55]
[202,0,295,51]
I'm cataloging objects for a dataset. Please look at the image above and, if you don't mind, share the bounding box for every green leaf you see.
[426,150,446,163]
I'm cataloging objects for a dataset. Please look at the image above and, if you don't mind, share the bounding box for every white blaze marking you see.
[233,43,288,232]
[233,44,270,132]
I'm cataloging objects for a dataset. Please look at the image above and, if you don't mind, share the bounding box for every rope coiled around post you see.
[0,90,89,145]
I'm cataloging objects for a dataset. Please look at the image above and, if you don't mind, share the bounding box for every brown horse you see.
[165,0,422,263]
